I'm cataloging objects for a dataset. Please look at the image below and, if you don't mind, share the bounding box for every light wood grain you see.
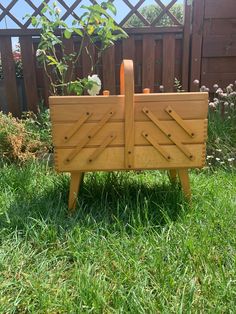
[120,59,135,169]
[178,169,191,199]
[64,109,115,163]
[52,120,207,147]
[55,144,205,172]
[68,172,84,212]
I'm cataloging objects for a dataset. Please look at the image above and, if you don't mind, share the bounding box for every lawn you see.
[0,161,235,313]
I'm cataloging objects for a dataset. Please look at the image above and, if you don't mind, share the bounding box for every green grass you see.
[0,161,236,313]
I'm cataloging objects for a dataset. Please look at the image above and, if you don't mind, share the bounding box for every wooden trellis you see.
[0,0,183,29]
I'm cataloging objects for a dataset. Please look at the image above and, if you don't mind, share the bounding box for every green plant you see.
[174,77,185,92]
[28,1,127,95]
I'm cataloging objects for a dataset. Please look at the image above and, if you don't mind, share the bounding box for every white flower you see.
[193,79,199,85]
[87,74,101,96]
[228,158,235,162]
[226,85,233,94]
[200,85,207,92]
[208,102,216,108]
[55,7,61,14]
[36,49,44,57]
[216,88,223,94]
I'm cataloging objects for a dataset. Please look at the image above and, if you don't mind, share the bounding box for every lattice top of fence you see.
[0,0,183,29]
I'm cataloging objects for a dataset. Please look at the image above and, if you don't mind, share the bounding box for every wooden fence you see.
[0,0,235,116]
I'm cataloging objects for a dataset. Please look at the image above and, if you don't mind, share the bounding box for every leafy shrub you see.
[0,108,52,163]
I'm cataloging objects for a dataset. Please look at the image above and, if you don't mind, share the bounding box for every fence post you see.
[182,0,192,91]
[190,0,205,91]
[20,36,39,113]
[0,36,21,116]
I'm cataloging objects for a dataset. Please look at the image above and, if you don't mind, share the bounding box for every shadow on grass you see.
[1,170,189,234]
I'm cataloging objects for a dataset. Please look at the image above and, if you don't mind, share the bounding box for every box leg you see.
[168,169,178,183]
[178,169,191,199]
[68,172,84,212]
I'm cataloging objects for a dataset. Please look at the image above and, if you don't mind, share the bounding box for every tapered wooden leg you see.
[68,172,84,212]
[178,169,191,199]
[168,169,178,183]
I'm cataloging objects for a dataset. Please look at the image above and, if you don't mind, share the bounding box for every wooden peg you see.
[143,88,150,94]
[103,90,110,96]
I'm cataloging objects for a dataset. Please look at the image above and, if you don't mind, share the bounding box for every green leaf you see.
[46,55,57,65]
[64,29,72,39]
[31,16,37,27]
[106,2,117,15]
[72,28,83,37]
[41,7,47,14]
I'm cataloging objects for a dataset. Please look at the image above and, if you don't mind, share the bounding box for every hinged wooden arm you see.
[64,112,92,143]
[65,109,115,164]
[165,106,195,137]
[143,107,194,160]
[142,131,171,161]
[88,133,116,163]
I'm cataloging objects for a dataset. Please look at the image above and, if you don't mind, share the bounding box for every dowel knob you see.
[143,88,150,94]
[103,90,110,96]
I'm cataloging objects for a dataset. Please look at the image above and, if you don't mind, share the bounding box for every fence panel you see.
[201,0,236,89]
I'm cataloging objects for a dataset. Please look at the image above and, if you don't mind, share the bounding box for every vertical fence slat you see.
[0,36,21,116]
[102,45,116,94]
[162,34,175,92]
[63,38,75,82]
[42,69,50,107]
[154,39,163,92]
[122,36,135,60]
[82,39,95,78]
[142,34,155,92]
[182,0,192,91]
[20,36,39,113]
[190,0,205,91]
